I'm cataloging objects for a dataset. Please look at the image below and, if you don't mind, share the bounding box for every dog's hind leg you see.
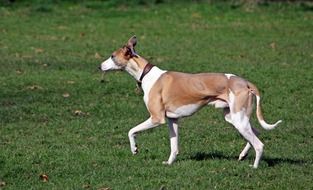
[232,116,264,168]
[228,91,264,168]
[225,107,253,161]
[163,118,179,165]
[224,107,232,124]
[225,108,252,161]
[128,117,160,154]
[238,127,260,161]
[238,143,251,161]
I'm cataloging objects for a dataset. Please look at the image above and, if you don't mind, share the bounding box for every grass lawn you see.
[1,1,313,189]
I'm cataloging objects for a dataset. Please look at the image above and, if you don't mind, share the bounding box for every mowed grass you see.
[1,1,313,189]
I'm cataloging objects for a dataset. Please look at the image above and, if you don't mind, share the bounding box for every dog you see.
[99,36,282,168]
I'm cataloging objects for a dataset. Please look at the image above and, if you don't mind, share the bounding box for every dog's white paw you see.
[238,154,246,161]
[162,161,174,165]
[131,146,138,155]
[162,161,169,165]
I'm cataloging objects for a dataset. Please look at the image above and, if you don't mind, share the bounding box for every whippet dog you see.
[99,36,282,168]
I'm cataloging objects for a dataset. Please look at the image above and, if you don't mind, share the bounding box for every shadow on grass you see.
[187,151,310,167]
[189,151,237,161]
[262,157,309,167]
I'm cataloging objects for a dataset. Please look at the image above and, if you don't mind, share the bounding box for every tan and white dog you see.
[99,36,282,168]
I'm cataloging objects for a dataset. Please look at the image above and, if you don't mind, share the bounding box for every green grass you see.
[1,1,313,189]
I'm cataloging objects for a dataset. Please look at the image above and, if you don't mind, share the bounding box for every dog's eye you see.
[110,55,116,63]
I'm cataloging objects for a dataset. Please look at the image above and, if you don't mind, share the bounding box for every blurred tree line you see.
[3,0,313,3]
[2,0,313,7]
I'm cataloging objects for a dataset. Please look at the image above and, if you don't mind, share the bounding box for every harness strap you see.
[137,63,155,89]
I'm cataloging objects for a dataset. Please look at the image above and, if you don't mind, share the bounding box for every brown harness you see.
[137,63,155,89]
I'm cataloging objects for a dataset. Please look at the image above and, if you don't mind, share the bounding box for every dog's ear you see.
[124,46,132,57]
[127,36,137,48]
[125,36,138,58]
[123,46,138,58]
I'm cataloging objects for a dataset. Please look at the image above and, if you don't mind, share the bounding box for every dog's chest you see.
[142,67,167,105]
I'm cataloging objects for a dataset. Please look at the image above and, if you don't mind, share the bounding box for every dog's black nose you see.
[98,66,102,71]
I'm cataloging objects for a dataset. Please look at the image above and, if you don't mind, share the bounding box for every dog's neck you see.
[125,56,150,81]
[124,56,166,97]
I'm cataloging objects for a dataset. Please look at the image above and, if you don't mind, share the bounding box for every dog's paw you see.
[238,153,248,161]
[162,161,169,165]
[162,161,174,165]
[249,164,258,169]
[131,147,138,155]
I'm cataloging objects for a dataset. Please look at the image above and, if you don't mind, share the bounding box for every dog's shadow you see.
[188,151,237,161]
[186,151,309,167]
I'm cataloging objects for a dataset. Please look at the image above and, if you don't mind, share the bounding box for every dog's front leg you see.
[128,117,159,154]
[163,118,179,165]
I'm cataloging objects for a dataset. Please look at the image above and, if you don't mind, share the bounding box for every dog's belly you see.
[208,100,229,108]
[166,104,201,118]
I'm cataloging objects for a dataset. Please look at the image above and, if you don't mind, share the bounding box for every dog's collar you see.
[137,63,155,89]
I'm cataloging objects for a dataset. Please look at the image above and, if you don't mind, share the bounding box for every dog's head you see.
[99,36,138,72]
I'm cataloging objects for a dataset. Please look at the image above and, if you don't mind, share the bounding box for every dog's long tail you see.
[248,82,282,130]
